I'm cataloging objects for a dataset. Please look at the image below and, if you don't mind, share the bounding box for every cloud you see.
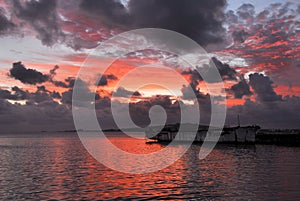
[9,62,50,85]
[232,29,249,44]
[1,0,228,50]
[8,62,76,88]
[96,74,118,86]
[106,74,118,80]
[36,85,61,99]
[182,57,237,83]
[128,95,181,127]
[0,9,15,35]
[210,57,237,82]
[182,69,202,83]
[180,77,212,124]
[11,0,64,46]
[227,96,300,129]
[113,87,141,97]
[79,0,227,47]
[1,1,300,132]
[64,77,77,88]
[0,99,74,132]
[229,77,252,99]
[80,0,127,27]
[0,88,13,100]
[0,87,28,100]
[52,76,77,88]
[61,77,100,106]
[61,90,73,105]
[49,65,59,76]
[11,86,30,100]
[51,91,61,99]
[249,73,282,102]
[0,85,62,103]
[52,80,69,88]
[29,90,54,104]
[236,3,255,21]
[224,2,300,82]
[181,82,207,100]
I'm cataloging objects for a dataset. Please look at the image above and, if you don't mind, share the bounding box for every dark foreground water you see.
[0,132,300,200]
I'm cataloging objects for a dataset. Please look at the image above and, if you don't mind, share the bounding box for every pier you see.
[146,124,300,146]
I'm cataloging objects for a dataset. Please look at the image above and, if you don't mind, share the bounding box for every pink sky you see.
[0,0,299,131]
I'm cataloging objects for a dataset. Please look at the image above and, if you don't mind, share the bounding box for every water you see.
[0,132,300,200]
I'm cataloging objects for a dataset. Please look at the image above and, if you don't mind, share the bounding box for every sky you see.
[0,0,299,132]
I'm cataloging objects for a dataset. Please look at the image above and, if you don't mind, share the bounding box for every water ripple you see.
[0,133,300,200]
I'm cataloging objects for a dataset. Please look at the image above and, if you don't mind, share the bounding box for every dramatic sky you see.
[0,0,299,132]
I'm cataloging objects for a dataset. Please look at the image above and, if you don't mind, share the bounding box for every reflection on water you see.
[0,132,300,200]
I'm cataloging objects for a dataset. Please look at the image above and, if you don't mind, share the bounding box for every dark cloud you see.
[2,0,227,50]
[25,86,62,103]
[79,0,227,47]
[210,57,237,82]
[96,74,118,86]
[182,68,202,83]
[30,91,54,103]
[0,100,24,125]
[182,57,237,83]
[61,77,100,106]
[11,0,64,46]
[237,3,255,20]
[36,85,61,99]
[232,29,249,43]
[106,74,118,80]
[256,9,270,22]
[51,91,61,99]
[80,0,127,27]
[8,63,67,95]
[181,61,209,100]
[52,76,76,88]
[52,80,68,88]
[61,90,73,105]
[48,76,79,89]
[11,86,30,100]
[97,76,108,86]
[2,1,300,132]
[65,77,76,88]
[180,78,212,124]
[9,62,50,85]
[10,63,66,87]
[0,85,61,104]
[37,85,47,92]
[181,81,207,100]
[113,87,141,97]
[0,9,15,35]
[44,70,76,88]
[229,78,252,99]
[49,65,59,76]
[129,95,181,127]
[0,99,74,132]
[226,10,238,24]
[249,73,282,102]
[0,88,13,100]
[0,87,28,100]
[227,96,300,129]
[224,2,299,85]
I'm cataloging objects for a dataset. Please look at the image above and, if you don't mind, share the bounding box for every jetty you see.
[146,124,300,146]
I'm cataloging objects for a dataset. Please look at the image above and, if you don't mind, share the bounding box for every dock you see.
[146,124,300,146]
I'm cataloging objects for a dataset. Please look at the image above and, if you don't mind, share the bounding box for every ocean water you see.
[0,132,300,200]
